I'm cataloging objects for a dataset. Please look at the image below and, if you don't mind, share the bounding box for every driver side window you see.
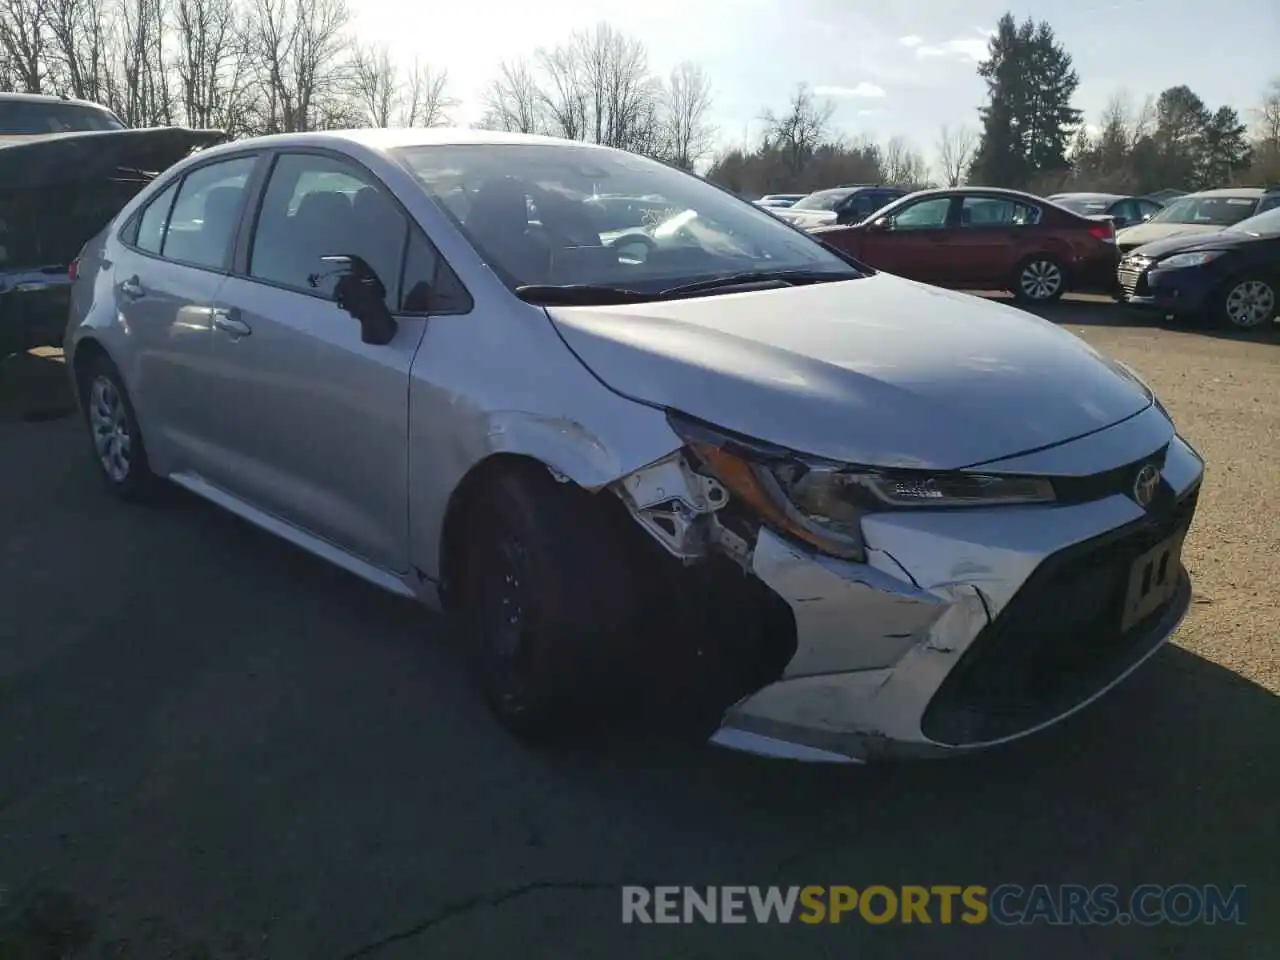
[891,197,952,230]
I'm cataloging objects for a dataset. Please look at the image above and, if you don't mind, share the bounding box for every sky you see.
[350,0,1280,171]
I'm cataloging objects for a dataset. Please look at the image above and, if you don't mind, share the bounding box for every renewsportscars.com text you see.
[621,884,1247,926]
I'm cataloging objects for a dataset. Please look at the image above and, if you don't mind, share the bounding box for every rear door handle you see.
[211,307,252,338]
[120,276,144,300]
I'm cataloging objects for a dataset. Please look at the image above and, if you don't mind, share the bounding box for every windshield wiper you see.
[514,283,654,305]
[658,269,855,297]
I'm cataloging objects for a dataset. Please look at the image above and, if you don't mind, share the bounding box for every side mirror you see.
[1141,213,1153,222]
[867,216,891,232]
[314,254,397,346]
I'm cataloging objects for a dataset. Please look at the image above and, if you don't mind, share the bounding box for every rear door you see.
[112,152,260,476]
[947,195,1042,286]
[200,149,431,572]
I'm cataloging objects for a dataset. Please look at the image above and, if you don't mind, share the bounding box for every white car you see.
[64,129,1203,762]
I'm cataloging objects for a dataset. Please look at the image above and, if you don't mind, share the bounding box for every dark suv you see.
[1,93,224,358]
[775,185,910,229]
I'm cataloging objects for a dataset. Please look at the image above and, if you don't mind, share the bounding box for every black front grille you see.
[1051,447,1169,505]
[921,488,1199,746]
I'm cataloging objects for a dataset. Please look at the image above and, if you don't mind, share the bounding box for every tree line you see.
[2,1,1277,196]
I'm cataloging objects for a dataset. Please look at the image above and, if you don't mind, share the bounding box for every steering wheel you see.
[606,233,656,264]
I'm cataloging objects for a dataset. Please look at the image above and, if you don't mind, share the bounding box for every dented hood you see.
[0,126,227,191]
[547,275,1152,470]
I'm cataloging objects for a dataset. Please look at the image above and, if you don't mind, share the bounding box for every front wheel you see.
[1012,256,1067,303]
[458,463,644,741]
[1216,276,1277,331]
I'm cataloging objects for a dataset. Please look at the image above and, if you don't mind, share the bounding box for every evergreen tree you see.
[969,13,1082,188]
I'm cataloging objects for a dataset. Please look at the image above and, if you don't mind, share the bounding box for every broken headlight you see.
[668,413,1055,563]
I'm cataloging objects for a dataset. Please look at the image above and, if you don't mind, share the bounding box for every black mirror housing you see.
[319,254,398,346]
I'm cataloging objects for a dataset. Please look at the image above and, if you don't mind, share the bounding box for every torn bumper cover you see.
[1,126,226,354]
[614,427,1204,764]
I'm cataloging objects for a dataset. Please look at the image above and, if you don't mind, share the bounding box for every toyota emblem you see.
[1133,463,1161,508]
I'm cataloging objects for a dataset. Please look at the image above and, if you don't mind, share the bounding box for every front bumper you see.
[1116,255,1215,316]
[709,414,1204,763]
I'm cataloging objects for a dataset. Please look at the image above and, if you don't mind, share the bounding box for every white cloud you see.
[857,108,887,117]
[912,28,993,63]
[898,35,923,48]
[813,83,886,98]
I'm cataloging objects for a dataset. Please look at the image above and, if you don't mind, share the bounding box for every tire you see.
[1012,256,1067,303]
[1215,275,1277,331]
[80,355,161,501]
[457,462,644,741]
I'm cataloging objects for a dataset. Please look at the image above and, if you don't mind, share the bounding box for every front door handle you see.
[119,276,144,300]
[211,307,252,338]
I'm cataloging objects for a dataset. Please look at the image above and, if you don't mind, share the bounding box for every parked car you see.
[65,129,1202,763]
[811,187,1118,302]
[1114,187,1280,256]
[1117,204,1280,330]
[1047,192,1164,229]
[0,92,223,358]
[754,194,807,209]
[772,185,909,229]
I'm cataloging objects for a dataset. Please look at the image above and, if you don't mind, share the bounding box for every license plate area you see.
[1121,531,1185,633]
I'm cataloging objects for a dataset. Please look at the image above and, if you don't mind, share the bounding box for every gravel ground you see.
[0,298,1276,959]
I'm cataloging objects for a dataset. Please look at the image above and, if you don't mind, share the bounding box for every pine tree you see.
[969,13,1082,188]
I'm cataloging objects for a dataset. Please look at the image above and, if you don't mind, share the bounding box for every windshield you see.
[789,189,852,212]
[1226,206,1280,238]
[393,143,857,291]
[1150,195,1258,226]
[0,100,125,133]
[1053,197,1112,215]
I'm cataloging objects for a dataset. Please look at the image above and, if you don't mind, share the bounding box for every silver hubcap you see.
[1020,260,1062,300]
[88,375,131,482]
[1224,280,1275,328]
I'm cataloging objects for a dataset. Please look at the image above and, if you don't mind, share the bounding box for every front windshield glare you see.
[1151,196,1258,226]
[393,143,856,290]
[790,190,847,211]
[1227,206,1280,237]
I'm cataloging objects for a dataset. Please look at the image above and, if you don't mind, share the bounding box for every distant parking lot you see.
[1,296,1276,958]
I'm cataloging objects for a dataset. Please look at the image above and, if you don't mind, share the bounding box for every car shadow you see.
[985,293,1280,345]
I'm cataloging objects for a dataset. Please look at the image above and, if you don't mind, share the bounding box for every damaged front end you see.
[1,126,226,356]
[607,413,989,763]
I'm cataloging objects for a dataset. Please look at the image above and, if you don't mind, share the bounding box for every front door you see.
[201,151,426,573]
[861,195,956,282]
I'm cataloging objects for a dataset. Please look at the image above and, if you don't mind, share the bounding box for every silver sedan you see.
[65,128,1204,763]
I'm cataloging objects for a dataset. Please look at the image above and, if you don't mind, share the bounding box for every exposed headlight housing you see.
[1158,250,1223,269]
[668,413,1055,563]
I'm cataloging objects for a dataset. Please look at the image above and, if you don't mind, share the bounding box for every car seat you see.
[464,177,550,283]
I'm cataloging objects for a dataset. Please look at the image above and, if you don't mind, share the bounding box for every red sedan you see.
[809,187,1118,303]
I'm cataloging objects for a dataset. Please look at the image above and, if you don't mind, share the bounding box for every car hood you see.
[546,275,1152,470]
[1129,228,1249,259]
[0,126,227,189]
[1115,221,1224,248]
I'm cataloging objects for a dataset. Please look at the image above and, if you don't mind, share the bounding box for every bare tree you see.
[662,60,715,169]
[171,0,253,131]
[245,0,350,133]
[936,123,977,186]
[0,0,50,92]
[883,135,927,185]
[114,0,174,125]
[478,57,543,133]
[1129,93,1157,146]
[43,0,110,100]
[534,41,587,141]
[761,84,834,177]
[350,41,396,126]
[400,58,454,126]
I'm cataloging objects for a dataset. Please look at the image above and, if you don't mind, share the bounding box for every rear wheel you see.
[1012,256,1066,303]
[457,463,644,740]
[80,355,161,501]
[1216,275,1277,331]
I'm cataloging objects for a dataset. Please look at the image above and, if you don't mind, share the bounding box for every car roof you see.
[1050,192,1125,202]
[0,91,114,111]
[903,186,1043,202]
[1185,187,1265,198]
[199,127,612,157]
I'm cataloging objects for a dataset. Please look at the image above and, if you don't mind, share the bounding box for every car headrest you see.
[294,190,353,232]
[199,185,244,236]
[465,177,529,239]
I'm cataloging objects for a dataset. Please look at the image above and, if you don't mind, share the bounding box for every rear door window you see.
[162,156,256,270]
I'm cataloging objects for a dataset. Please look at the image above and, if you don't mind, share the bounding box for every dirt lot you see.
[0,297,1276,959]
